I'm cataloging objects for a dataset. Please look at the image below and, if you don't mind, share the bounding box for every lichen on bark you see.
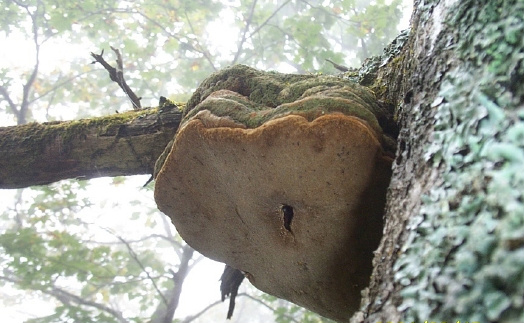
[391,1,524,322]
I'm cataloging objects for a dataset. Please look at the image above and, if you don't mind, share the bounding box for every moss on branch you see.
[0,106,182,189]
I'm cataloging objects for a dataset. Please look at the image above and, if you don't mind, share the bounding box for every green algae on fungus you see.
[180,65,397,152]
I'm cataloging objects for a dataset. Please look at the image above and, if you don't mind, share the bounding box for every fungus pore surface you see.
[154,65,394,322]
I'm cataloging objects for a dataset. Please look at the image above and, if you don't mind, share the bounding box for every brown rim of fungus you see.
[154,112,392,322]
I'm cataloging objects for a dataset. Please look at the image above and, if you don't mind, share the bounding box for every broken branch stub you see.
[154,65,395,322]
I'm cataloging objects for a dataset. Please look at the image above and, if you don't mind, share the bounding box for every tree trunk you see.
[1,0,522,322]
[150,245,194,323]
[353,0,524,322]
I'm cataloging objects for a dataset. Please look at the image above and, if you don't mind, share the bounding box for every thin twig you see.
[133,8,216,71]
[0,273,128,323]
[101,227,168,306]
[179,299,223,323]
[0,85,18,116]
[28,70,91,105]
[80,232,180,247]
[299,0,360,25]
[248,0,291,39]
[158,211,185,260]
[90,47,142,110]
[45,285,128,323]
[134,9,182,41]
[179,292,301,323]
[241,293,301,323]
[184,11,217,71]
[232,0,258,64]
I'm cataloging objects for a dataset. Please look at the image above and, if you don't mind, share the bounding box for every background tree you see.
[0,0,409,322]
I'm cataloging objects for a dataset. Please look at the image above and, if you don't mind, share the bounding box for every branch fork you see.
[91,46,142,110]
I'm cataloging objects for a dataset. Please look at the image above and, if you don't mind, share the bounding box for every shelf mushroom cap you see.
[155,109,392,321]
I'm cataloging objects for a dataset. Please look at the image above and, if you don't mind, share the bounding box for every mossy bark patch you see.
[0,107,182,189]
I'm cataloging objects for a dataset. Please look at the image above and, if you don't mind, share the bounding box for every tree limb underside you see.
[0,106,182,189]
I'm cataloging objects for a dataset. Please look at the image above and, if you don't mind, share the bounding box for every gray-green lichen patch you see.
[394,1,524,322]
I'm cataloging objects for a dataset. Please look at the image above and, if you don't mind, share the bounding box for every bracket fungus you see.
[154,65,396,322]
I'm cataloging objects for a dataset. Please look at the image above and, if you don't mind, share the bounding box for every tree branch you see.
[28,70,92,106]
[179,299,223,323]
[0,273,128,323]
[232,0,257,65]
[0,106,182,189]
[21,5,41,120]
[7,0,43,125]
[102,227,169,307]
[170,245,194,315]
[133,8,217,72]
[183,11,217,71]
[298,0,360,26]
[248,0,291,39]
[0,85,18,117]
[158,209,185,259]
[91,47,142,110]
[178,292,302,323]
[80,233,179,246]
[150,245,195,323]
[240,293,301,323]
[46,284,128,323]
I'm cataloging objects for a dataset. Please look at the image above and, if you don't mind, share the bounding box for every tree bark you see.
[0,106,182,189]
[352,0,524,322]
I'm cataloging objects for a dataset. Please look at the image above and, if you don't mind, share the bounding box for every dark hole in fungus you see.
[280,204,294,232]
